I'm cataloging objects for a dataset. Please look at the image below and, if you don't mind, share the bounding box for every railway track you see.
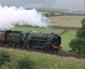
[0,45,85,59]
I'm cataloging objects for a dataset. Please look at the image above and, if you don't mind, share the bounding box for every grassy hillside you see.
[0,48,85,69]
[61,30,77,51]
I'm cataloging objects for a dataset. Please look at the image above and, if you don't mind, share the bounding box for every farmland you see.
[39,11,84,27]
[49,16,84,27]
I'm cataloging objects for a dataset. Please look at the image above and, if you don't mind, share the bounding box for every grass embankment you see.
[0,48,85,69]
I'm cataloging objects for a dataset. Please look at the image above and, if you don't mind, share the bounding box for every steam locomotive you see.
[0,30,61,52]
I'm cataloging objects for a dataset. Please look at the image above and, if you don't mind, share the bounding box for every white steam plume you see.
[0,5,50,31]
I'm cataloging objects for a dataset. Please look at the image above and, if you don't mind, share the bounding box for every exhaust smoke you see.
[0,5,50,31]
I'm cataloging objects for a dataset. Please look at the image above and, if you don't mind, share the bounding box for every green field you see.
[0,48,85,69]
[11,26,63,34]
[61,30,77,51]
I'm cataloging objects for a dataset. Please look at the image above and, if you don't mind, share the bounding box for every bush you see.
[69,38,85,54]
[81,18,85,27]
[0,50,10,66]
[77,28,85,38]
[69,18,85,55]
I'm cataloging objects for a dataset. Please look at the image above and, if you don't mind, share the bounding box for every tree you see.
[69,18,85,54]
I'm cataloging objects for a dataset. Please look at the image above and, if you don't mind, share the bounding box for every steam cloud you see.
[0,5,50,30]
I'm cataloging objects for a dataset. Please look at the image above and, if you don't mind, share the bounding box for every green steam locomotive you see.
[0,30,61,52]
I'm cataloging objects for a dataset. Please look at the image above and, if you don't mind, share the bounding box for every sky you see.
[0,0,84,11]
[55,0,84,11]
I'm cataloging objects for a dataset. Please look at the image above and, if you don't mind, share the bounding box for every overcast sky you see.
[0,0,84,11]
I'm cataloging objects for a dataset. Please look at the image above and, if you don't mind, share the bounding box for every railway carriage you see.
[0,31,5,45]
